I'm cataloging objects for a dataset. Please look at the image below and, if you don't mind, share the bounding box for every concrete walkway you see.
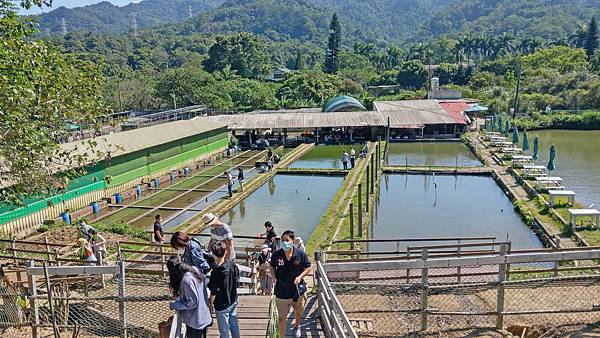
[469,134,578,248]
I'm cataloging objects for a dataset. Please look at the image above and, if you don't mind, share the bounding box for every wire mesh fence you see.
[321,246,600,337]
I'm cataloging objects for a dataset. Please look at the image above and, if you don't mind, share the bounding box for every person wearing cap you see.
[294,237,305,252]
[257,244,273,295]
[269,230,311,338]
[203,213,236,261]
[77,220,95,242]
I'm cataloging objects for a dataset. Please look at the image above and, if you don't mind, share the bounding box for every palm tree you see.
[408,43,432,63]
[498,32,515,55]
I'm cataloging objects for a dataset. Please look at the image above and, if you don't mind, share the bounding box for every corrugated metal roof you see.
[197,111,386,130]
[374,100,458,128]
[438,101,469,124]
[59,119,227,161]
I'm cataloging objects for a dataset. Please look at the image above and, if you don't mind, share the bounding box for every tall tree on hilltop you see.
[324,13,341,74]
[293,50,306,71]
[569,23,588,48]
[584,17,598,58]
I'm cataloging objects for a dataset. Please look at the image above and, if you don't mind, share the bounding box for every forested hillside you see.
[32,0,600,44]
[424,0,600,41]
[34,0,222,34]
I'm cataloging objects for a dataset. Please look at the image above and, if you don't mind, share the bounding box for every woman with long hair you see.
[167,257,212,337]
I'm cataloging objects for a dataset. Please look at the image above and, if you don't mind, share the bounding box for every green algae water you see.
[288,145,361,169]
[215,174,343,246]
[386,142,481,167]
[371,174,542,251]
[528,130,600,207]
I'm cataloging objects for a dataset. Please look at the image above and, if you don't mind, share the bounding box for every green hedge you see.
[512,111,600,130]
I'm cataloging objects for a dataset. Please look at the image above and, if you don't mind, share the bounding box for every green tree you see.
[324,13,341,74]
[156,68,232,109]
[277,71,339,107]
[396,60,428,89]
[584,17,598,58]
[521,46,588,73]
[293,50,306,70]
[0,1,108,203]
[203,32,271,79]
[227,79,280,111]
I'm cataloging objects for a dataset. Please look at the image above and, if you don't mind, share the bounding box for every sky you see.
[18,0,141,15]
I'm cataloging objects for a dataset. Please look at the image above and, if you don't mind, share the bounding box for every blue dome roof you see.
[323,96,366,112]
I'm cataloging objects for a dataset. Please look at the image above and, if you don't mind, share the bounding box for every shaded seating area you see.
[535,176,564,191]
[568,208,600,231]
[511,155,533,168]
[548,190,576,207]
[522,165,547,178]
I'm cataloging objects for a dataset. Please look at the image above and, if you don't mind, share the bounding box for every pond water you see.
[386,142,481,167]
[206,174,343,246]
[371,174,542,251]
[527,130,600,207]
[288,145,362,169]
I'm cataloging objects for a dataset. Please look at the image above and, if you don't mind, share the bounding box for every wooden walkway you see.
[205,295,324,337]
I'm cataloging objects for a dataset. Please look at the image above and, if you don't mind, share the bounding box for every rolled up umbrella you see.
[512,127,519,144]
[533,136,539,160]
[504,120,510,137]
[522,129,530,151]
[498,115,503,131]
[492,113,497,131]
[547,144,556,171]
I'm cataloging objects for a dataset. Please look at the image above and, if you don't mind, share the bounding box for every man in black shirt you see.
[261,221,277,244]
[208,241,240,338]
[153,215,164,243]
[269,230,311,338]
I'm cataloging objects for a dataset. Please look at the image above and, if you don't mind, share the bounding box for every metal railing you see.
[316,245,600,336]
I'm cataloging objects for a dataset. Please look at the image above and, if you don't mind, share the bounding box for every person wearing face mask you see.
[170,231,212,274]
[269,230,311,338]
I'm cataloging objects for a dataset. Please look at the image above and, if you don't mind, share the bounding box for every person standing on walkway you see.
[257,244,273,295]
[237,167,244,192]
[153,214,165,244]
[208,241,240,338]
[203,213,236,261]
[361,142,369,158]
[342,150,349,170]
[167,257,212,338]
[170,231,212,274]
[224,171,234,197]
[270,230,311,338]
[350,148,356,168]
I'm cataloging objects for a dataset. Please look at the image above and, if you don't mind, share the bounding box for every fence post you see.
[27,261,39,338]
[357,184,363,236]
[370,155,374,194]
[160,245,165,273]
[405,248,411,283]
[43,262,60,338]
[349,203,354,251]
[456,239,462,283]
[496,243,508,329]
[366,165,370,198]
[11,240,16,264]
[118,259,127,337]
[44,235,51,262]
[420,249,429,331]
[364,172,369,213]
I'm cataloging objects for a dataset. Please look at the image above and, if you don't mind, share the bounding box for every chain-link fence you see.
[319,246,600,337]
[0,263,177,338]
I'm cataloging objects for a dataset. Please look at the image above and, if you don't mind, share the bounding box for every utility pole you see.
[513,63,521,118]
[187,6,193,19]
[171,94,177,109]
[61,18,67,35]
[131,12,139,37]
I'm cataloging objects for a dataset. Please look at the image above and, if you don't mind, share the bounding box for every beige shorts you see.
[275,295,306,320]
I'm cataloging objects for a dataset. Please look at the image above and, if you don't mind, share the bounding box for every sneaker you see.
[295,327,301,337]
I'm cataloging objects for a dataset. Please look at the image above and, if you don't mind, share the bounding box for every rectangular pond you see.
[288,145,363,169]
[204,174,344,246]
[386,142,482,167]
[528,130,600,207]
[370,174,542,251]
